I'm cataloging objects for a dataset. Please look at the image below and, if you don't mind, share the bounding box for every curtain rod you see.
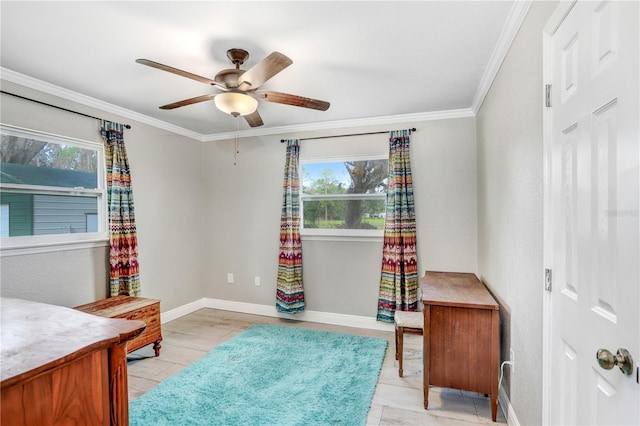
[0,90,132,129]
[280,128,416,143]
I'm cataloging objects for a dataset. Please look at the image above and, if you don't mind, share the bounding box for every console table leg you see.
[491,394,498,422]
[153,340,162,357]
[423,306,430,409]
[490,310,499,422]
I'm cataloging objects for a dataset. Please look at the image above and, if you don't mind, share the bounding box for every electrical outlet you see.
[254,276,261,286]
[510,348,515,372]
[227,273,234,284]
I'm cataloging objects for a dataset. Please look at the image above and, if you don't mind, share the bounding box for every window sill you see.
[301,229,384,243]
[0,233,109,257]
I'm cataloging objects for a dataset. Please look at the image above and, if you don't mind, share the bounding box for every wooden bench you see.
[75,296,163,356]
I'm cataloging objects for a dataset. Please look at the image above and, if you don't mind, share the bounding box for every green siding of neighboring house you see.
[0,192,33,236]
[1,162,97,236]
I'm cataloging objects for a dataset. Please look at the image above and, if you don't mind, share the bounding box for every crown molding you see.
[471,0,533,114]
[201,108,476,142]
[2,67,475,143]
[1,67,203,141]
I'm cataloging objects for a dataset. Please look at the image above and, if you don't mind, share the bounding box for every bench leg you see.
[395,325,399,360]
[153,340,162,357]
[398,327,404,377]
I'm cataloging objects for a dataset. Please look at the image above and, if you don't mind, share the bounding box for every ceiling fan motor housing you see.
[216,49,250,88]
[214,69,245,89]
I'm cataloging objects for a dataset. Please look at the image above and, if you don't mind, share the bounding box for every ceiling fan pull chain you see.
[234,117,240,166]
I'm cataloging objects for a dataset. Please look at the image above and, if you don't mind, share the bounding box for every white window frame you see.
[0,124,108,256]
[300,154,387,241]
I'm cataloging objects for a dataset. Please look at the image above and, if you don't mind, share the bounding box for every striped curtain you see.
[377,129,418,322]
[101,120,141,297]
[276,139,305,313]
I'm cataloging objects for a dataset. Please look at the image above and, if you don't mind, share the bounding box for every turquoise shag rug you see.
[129,324,388,426]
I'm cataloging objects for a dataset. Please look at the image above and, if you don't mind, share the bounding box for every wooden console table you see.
[75,296,163,356]
[421,271,500,422]
[1,298,145,425]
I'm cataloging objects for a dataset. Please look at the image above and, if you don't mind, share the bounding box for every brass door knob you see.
[596,348,634,375]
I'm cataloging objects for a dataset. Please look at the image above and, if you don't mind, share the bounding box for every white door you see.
[545,1,639,425]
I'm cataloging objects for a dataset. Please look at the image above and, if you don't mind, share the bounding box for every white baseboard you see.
[159,297,394,333]
[499,386,520,426]
[160,298,206,324]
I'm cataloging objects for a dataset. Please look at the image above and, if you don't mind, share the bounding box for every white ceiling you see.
[0,1,527,141]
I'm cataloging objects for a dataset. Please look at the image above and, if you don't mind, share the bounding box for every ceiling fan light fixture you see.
[214,92,258,117]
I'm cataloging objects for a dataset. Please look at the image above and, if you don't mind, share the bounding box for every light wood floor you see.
[127,308,506,425]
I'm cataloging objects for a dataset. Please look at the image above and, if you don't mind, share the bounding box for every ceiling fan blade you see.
[256,91,330,111]
[159,94,217,110]
[243,110,264,127]
[136,59,226,89]
[237,52,293,91]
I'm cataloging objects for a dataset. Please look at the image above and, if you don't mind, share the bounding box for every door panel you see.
[547,1,639,425]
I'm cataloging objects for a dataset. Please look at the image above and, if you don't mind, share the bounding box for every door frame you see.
[541,2,577,425]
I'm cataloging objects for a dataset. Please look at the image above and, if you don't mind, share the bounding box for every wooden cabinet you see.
[1,298,145,425]
[75,296,163,356]
[421,271,500,422]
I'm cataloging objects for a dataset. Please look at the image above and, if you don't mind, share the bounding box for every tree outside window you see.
[301,158,388,231]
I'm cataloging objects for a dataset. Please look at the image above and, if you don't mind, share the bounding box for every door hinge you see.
[545,268,552,292]
[545,84,552,107]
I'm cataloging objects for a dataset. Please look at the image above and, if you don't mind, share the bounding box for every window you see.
[0,125,107,251]
[85,213,98,233]
[301,156,388,238]
[0,204,8,237]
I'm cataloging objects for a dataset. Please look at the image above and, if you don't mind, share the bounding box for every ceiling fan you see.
[136,48,330,127]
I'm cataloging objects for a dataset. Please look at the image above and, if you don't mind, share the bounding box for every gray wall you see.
[476,2,558,424]
[0,81,204,310]
[202,118,478,317]
[1,78,478,319]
